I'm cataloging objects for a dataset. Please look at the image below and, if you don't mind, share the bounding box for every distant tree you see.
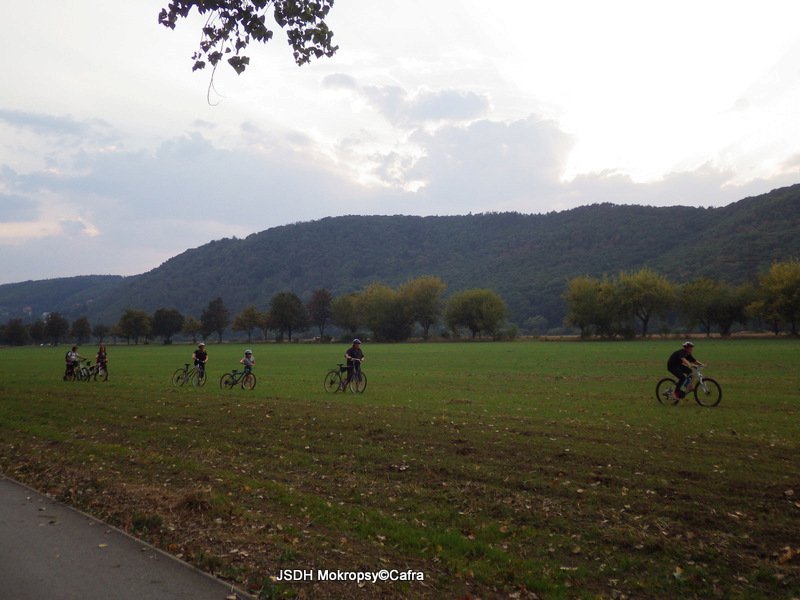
[29,319,46,345]
[331,293,361,338]
[445,289,507,338]
[564,276,602,337]
[108,324,123,344]
[681,279,752,337]
[182,316,203,344]
[269,292,308,341]
[398,276,446,339]
[755,259,800,335]
[44,313,70,345]
[92,323,110,343]
[117,309,151,344]
[70,316,92,344]
[361,282,413,342]
[678,278,720,336]
[151,308,185,344]
[616,269,675,338]
[709,283,752,336]
[258,311,274,341]
[201,297,230,342]
[3,318,29,346]
[159,0,338,75]
[306,288,333,338]
[232,304,263,343]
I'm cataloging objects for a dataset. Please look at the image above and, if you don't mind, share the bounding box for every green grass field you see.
[1,340,798,599]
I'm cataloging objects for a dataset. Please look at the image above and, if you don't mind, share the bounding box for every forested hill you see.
[2,183,799,330]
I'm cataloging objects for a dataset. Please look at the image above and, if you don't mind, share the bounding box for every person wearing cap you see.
[239,348,255,373]
[667,341,704,400]
[342,339,365,390]
[192,342,209,378]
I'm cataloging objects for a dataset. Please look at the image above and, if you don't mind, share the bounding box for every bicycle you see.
[323,360,367,393]
[65,360,92,382]
[171,363,207,387]
[220,368,257,390]
[89,362,109,382]
[655,364,722,407]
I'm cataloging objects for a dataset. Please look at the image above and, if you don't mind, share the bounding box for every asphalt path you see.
[0,475,252,600]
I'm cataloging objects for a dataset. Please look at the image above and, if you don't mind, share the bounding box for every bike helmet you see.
[245,349,252,354]
[352,339,361,344]
[198,342,206,347]
[682,341,694,348]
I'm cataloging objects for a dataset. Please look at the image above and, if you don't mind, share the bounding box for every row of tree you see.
[0,277,510,346]
[563,260,800,338]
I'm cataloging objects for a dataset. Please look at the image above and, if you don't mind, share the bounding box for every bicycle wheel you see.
[96,367,108,382]
[323,369,341,393]
[220,373,236,389]
[655,378,679,405]
[193,369,207,387]
[693,378,722,407]
[349,371,367,393]
[241,372,256,390]
[172,368,187,386]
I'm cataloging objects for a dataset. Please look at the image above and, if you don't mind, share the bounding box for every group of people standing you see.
[63,338,366,388]
[63,343,108,380]
[186,338,364,388]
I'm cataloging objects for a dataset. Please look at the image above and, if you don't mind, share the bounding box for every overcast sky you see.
[1,1,799,285]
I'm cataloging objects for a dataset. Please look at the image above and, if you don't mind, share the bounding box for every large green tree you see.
[681,279,751,337]
[616,268,674,338]
[182,316,203,344]
[269,291,308,341]
[306,288,333,338]
[755,259,800,335]
[331,293,361,338]
[399,276,446,339]
[361,282,413,342]
[201,297,231,342]
[117,309,151,344]
[232,305,264,343]
[69,316,92,344]
[2,318,29,346]
[44,313,70,345]
[445,289,507,339]
[151,308,185,344]
[159,0,338,74]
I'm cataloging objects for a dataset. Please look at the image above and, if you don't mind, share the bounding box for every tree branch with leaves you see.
[159,0,338,74]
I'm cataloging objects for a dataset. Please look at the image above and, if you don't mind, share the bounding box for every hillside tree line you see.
[0,276,509,345]
[563,260,800,338]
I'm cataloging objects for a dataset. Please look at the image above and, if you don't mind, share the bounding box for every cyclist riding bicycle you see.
[240,349,255,373]
[193,342,208,377]
[342,338,365,390]
[667,341,704,401]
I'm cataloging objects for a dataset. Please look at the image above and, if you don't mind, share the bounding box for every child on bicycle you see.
[342,339,364,390]
[193,343,208,377]
[240,349,255,373]
[667,341,703,400]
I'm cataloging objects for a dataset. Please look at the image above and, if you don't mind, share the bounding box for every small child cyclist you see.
[240,349,255,373]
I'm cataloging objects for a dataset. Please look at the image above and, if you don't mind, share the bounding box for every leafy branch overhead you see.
[158,0,338,74]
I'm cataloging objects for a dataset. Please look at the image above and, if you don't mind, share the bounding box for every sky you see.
[1,1,800,285]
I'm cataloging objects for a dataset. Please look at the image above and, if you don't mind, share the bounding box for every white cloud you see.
[1,0,799,284]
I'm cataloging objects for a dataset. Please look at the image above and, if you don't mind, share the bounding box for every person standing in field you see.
[341,338,365,390]
[667,341,703,400]
[193,342,208,378]
[95,343,109,378]
[64,345,84,380]
[240,348,255,373]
